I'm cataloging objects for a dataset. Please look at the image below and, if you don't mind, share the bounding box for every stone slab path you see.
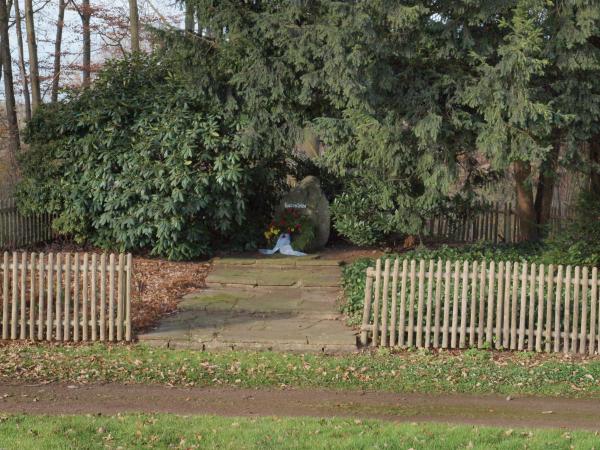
[139,255,358,352]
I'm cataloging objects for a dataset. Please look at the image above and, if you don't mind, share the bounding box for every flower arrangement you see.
[264,208,316,251]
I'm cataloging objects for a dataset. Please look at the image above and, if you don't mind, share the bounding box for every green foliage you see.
[541,191,600,267]
[18,54,290,260]
[18,0,600,257]
[290,220,316,253]
[340,258,372,322]
[331,178,399,246]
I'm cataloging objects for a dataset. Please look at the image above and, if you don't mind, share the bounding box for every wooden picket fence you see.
[0,251,133,342]
[360,257,600,355]
[424,201,571,244]
[0,197,54,249]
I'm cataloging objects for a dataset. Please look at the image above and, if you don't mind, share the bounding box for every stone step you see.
[205,265,341,288]
[211,256,342,269]
[179,287,341,318]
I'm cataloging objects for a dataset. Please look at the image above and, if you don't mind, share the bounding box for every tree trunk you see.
[14,0,32,121]
[0,0,14,84]
[51,0,66,102]
[590,134,600,192]
[184,2,194,33]
[24,0,41,110]
[534,132,561,231]
[129,0,140,52]
[513,160,538,241]
[0,0,20,154]
[81,0,91,87]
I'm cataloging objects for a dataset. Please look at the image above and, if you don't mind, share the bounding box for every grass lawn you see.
[2,343,600,398]
[0,414,596,449]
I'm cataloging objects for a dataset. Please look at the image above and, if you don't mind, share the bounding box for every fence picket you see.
[528,263,537,351]
[433,260,442,348]
[591,267,598,355]
[362,257,600,354]
[398,259,408,347]
[510,262,519,350]
[0,198,53,250]
[64,254,71,341]
[125,254,132,341]
[477,260,486,348]
[486,261,495,344]
[564,266,572,353]
[2,252,8,339]
[554,266,563,353]
[535,264,545,352]
[371,259,381,347]
[572,266,581,353]
[95,254,102,341]
[11,252,17,340]
[73,254,80,342]
[407,260,417,347]
[493,203,500,244]
[92,253,98,341]
[416,260,426,348]
[37,253,44,340]
[425,260,434,348]
[82,253,89,341]
[545,265,554,353]
[469,261,478,347]
[458,261,468,348]
[389,259,399,347]
[46,253,54,341]
[108,253,116,342]
[0,251,132,343]
[495,262,504,349]
[29,253,36,340]
[518,262,527,350]
[442,260,451,348]
[580,267,589,354]
[380,259,391,346]
[450,261,460,348]
[55,253,63,341]
[19,253,26,339]
[502,261,511,349]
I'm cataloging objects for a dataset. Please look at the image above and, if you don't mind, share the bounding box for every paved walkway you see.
[139,256,358,352]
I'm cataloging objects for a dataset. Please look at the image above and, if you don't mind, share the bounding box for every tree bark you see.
[51,0,66,102]
[513,160,538,241]
[14,0,31,121]
[0,0,20,154]
[24,0,41,110]
[534,132,561,230]
[129,0,140,52]
[184,2,194,33]
[81,0,91,87]
[0,0,14,85]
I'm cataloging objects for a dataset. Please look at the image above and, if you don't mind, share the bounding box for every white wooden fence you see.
[0,251,132,342]
[425,201,571,244]
[0,197,54,249]
[361,257,600,354]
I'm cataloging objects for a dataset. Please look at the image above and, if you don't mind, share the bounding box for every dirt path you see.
[0,384,599,430]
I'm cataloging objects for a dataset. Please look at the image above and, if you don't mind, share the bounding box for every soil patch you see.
[1,384,599,431]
